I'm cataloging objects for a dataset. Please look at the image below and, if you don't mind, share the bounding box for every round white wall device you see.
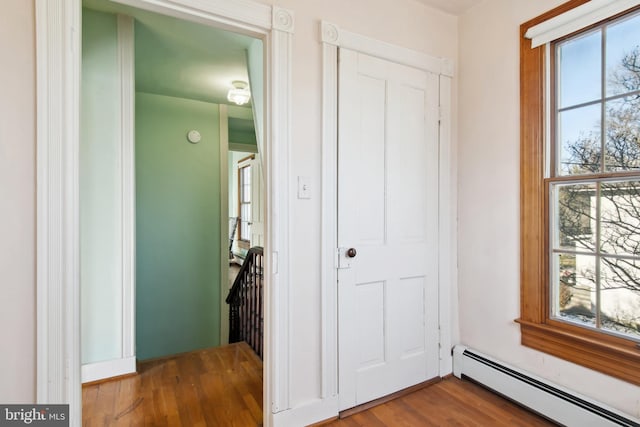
[187,130,201,144]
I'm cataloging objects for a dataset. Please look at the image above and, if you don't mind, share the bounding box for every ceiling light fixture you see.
[227,80,251,106]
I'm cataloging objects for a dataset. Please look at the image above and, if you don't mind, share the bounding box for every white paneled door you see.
[337,48,440,411]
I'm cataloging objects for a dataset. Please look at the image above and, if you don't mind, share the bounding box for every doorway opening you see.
[79,0,267,423]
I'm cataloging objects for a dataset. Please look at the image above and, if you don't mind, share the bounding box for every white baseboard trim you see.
[272,396,339,427]
[81,357,136,383]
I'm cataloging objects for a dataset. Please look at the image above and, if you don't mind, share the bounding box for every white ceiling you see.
[414,0,482,15]
[84,0,256,106]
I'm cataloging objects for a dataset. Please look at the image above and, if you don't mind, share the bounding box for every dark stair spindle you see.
[226,246,264,359]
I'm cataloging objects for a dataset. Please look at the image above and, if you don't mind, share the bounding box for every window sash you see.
[547,7,640,341]
[548,180,640,340]
[550,9,640,179]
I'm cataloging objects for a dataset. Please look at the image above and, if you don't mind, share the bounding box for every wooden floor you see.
[82,342,262,426]
[84,343,555,427]
[325,377,556,427]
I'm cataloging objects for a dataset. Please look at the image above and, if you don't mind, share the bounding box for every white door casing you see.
[321,24,455,417]
[35,0,294,425]
[337,48,440,410]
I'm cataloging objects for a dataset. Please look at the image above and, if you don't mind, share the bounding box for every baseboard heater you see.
[452,345,640,427]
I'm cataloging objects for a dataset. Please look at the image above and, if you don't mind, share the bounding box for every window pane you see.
[558,104,601,175]
[552,253,597,327]
[605,97,640,172]
[606,11,640,97]
[241,204,250,221]
[557,30,602,109]
[601,181,640,256]
[600,257,640,338]
[553,183,596,252]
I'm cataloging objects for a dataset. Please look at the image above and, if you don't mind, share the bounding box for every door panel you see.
[338,47,440,410]
[355,280,386,368]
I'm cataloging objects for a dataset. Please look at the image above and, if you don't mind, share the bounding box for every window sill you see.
[517,318,640,386]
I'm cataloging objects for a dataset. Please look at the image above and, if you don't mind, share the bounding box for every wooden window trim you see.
[519,0,640,385]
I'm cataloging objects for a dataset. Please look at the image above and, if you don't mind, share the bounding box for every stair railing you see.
[226,246,264,358]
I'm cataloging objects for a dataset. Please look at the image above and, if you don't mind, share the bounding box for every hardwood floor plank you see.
[160,384,181,427]
[98,380,120,425]
[243,391,263,424]
[437,379,553,426]
[406,385,500,426]
[348,411,387,427]
[199,372,226,427]
[369,400,435,427]
[82,383,98,425]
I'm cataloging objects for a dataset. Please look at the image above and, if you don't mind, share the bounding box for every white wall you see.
[0,0,36,403]
[458,0,640,419]
[80,8,124,366]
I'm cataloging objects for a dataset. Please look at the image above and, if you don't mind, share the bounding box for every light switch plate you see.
[297,176,311,199]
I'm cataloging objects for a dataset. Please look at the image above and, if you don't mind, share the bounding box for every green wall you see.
[80,8,123,365]
[136,92,221,360]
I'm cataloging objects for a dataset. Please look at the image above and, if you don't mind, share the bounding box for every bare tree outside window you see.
[554,37,640,338]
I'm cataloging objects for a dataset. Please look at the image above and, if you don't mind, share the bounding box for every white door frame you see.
[320,21,457,401]
[35,0,294,425]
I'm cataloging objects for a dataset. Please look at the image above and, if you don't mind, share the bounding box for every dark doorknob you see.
[346,248,357,258]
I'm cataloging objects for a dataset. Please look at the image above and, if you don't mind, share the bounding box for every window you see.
[238,158,252,242]
[552,7,640,340]
[520,0,640,385]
